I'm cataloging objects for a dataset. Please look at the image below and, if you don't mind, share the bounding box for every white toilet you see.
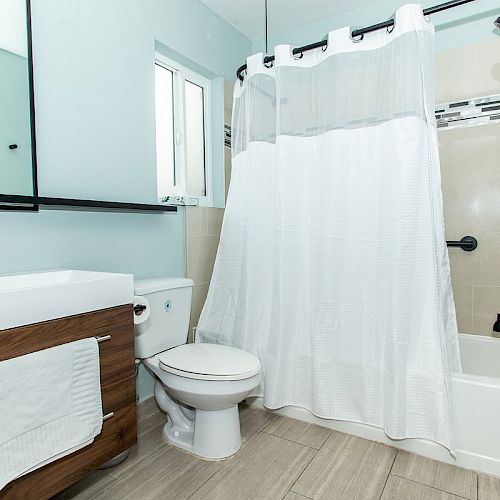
[134,277,261,459]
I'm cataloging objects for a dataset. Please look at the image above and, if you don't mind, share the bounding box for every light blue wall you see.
[0,0,251,401]
[253,0,499,54]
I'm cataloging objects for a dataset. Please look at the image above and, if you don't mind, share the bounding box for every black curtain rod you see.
[236,0,477,81]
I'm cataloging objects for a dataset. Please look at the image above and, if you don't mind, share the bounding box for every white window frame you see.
[155,52,213,207]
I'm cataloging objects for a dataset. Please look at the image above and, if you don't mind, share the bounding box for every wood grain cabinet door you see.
[0,305,138,499]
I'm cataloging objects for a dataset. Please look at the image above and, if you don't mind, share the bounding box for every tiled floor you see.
[57,400,500,500]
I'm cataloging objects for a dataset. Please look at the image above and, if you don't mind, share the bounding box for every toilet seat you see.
[158,344,261,381]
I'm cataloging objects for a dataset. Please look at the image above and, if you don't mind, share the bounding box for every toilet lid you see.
[158,344,261,381]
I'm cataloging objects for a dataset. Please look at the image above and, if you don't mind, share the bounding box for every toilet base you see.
[163,405,241,460]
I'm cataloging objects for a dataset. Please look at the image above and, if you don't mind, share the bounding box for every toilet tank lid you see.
[134,277,193,295]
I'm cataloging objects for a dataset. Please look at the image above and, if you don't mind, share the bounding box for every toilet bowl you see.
[144,344,260,459]
[133,277,261,460]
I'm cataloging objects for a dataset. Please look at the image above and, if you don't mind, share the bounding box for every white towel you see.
[0,338,103,490]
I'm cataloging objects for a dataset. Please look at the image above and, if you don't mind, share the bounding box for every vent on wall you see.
[436,94,500,130]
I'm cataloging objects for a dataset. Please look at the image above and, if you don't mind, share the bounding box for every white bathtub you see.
[249,334,500,477]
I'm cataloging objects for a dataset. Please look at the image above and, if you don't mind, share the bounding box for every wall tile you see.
[187,234,220,284]
[472,313,496,337]
[472,285,500,316]
[207,208,224,236]
[186,207,204,236]
[438,124,500,185]
[436,38,500,103]
[190,282,209,332]
[448,249,474,287]
[472,286,500,337]
[451,284,473,334]
[199,236,219,283]
[442,179,500,237]
[187,235,201,282]
[442,181,475,238]
[470,232,500,286]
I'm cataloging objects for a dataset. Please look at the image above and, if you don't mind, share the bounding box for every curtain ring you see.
[263,55,274,68]
[292,48,303,59]
[239,69,246,85]
[321,42,328,52]
[386,19,395,33]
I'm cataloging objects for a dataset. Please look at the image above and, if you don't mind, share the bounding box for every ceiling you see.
[199,0,377,41]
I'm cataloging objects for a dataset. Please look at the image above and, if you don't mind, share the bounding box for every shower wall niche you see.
[437,37,500,336]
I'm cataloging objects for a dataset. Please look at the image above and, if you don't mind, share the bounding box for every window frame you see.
[155,52,213,207]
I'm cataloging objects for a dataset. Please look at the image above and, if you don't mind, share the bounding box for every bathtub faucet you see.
[493,314,500,334]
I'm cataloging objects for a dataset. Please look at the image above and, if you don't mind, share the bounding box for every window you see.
[154,53,212,206]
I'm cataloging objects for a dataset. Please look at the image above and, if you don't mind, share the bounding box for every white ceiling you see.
[199,0,377,41]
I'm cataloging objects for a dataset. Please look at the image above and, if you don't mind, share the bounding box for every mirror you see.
[0,0,36,197]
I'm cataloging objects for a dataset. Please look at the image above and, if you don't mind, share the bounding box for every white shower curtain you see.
[198,4,461,452]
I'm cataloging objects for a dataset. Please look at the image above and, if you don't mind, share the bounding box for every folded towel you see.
[0,338,103,490]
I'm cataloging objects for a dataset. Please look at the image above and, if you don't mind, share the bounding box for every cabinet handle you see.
[95,335,111,343]
[103,412,114,421]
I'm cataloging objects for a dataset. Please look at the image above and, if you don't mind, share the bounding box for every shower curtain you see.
[197,4,461,452]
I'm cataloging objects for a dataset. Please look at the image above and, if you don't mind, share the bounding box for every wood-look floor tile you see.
[136,397,160,423]
[479,473,500,500]
[55,469,117,499]
[392,451,477,499]
[239,404,277,446]
[95,446,223,500]
[291,431,396,500]
[381,475,463,500]
[190,432,316,500]
[264,416,331,449]
[283,492,313,500]
[110,411,167,480]
[136,409,166,437]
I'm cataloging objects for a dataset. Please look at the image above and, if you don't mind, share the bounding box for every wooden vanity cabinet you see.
[0,305,137,499]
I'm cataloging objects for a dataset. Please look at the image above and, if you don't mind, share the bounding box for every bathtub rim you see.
[457,332,500,384]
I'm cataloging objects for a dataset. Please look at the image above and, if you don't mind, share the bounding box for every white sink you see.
[0,270,134,330]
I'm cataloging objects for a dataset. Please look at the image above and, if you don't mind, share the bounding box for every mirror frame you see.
[0,0,175,213]
[0,0,38,211]
[26,0,39,202]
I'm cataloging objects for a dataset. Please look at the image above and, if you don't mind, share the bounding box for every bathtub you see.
[249,334,500,477]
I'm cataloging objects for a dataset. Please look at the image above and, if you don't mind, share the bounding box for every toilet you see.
[134,277,261,459]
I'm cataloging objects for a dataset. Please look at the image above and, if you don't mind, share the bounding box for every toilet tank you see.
[134,277,193,359]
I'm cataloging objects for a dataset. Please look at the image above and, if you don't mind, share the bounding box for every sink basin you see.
[0,270,134,330]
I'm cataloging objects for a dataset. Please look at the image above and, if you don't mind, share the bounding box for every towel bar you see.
[103,412,114,421]
[95,335,111,343]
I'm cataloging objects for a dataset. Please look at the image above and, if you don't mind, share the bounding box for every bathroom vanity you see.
[0,271,137,499]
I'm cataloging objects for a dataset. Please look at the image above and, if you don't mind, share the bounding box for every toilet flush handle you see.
[134,304,147,316]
